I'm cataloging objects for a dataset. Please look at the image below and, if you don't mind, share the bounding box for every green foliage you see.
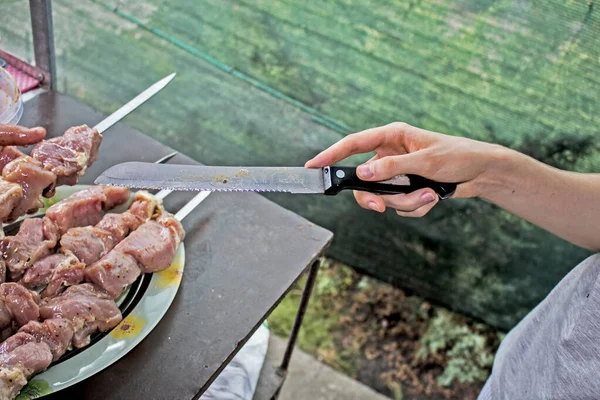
[418,310,497,387]
[389,381,404,400]
[268,275,337,357]
[16,380,52,400]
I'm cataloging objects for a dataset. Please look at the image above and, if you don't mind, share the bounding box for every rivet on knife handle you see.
[322,166,456,199]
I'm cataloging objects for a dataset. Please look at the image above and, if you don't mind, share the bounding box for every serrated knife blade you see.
[95,163,326,193]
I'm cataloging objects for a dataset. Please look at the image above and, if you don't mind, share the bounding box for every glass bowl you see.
[0,67,23,125]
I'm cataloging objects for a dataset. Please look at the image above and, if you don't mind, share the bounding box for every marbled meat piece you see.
[0,319,71,398]
[60,224,122,266]
[84,251,141,299]
[119,218,183,273]
[31,125,102,189]
[156,213,186,244]
[20,252,84,299]
[0,299,11,342]
[127,191,161,225]
[0,332,36,355]
[2,218,59,280]
[2,157,56,222]
[85,213,184,298]
[1,339,52,374]
[19,253,69,291]
[0,147,25,173]
[19,318,74,361]
[0,179,23,224]
[39,283,122,348]
[0,332,52,399]
[42,255,85,298]
[0,283,39,327]
[45,185,130,235]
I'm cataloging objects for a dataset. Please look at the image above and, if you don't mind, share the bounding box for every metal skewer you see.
[175,191,211,221]
[93,73,176,134]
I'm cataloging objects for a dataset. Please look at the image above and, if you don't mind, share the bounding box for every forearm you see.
[477,146,600,251]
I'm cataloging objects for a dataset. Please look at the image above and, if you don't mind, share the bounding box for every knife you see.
[95,163,457,199]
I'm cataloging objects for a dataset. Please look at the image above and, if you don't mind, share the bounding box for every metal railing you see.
[29,0,56,90]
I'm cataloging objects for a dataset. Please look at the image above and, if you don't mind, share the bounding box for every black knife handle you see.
[323,166,456,199]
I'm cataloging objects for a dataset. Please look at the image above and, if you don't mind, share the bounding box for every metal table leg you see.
[274,258,321,396]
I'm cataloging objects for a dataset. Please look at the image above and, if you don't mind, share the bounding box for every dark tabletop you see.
[19,91,333,399]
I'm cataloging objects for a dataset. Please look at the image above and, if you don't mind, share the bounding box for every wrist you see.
[474,144,526,200]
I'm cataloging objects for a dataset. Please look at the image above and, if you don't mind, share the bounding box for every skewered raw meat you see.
[39,283,122,349]
[0,300,12,341]
[0,124,103,224]
[0,332,52,399]
[45,185,130,235]
[31,125,101,192]
[3,157,56,222]
[0,284,118,399]
[20,191,159,298]
[0,188,190,400]
[1,186,129,282]
[0,180,23,224]
[40,256,85,299]
[19,318,74,361]
[20,254,76,293]
[2,218,59,281]
[60,191,159,265]
[0,147,26,173]
[85,213,185,298]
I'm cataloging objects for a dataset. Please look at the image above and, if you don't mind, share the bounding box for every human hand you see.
[0,124,46,146]
[305,122,502,217]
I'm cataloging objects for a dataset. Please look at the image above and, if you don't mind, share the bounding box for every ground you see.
[268,259,503,400]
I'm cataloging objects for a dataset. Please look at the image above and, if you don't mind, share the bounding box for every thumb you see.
[356,153,430,181]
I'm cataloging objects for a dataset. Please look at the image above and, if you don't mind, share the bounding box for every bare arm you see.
[478,147,600,251]
[305,122,600,251]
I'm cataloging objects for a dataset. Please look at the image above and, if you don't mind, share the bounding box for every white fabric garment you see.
[200,322,270,400]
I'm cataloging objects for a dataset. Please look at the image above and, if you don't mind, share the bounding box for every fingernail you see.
[422,193,435,203]
[368,201,380,212]
[357,164,373,179]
